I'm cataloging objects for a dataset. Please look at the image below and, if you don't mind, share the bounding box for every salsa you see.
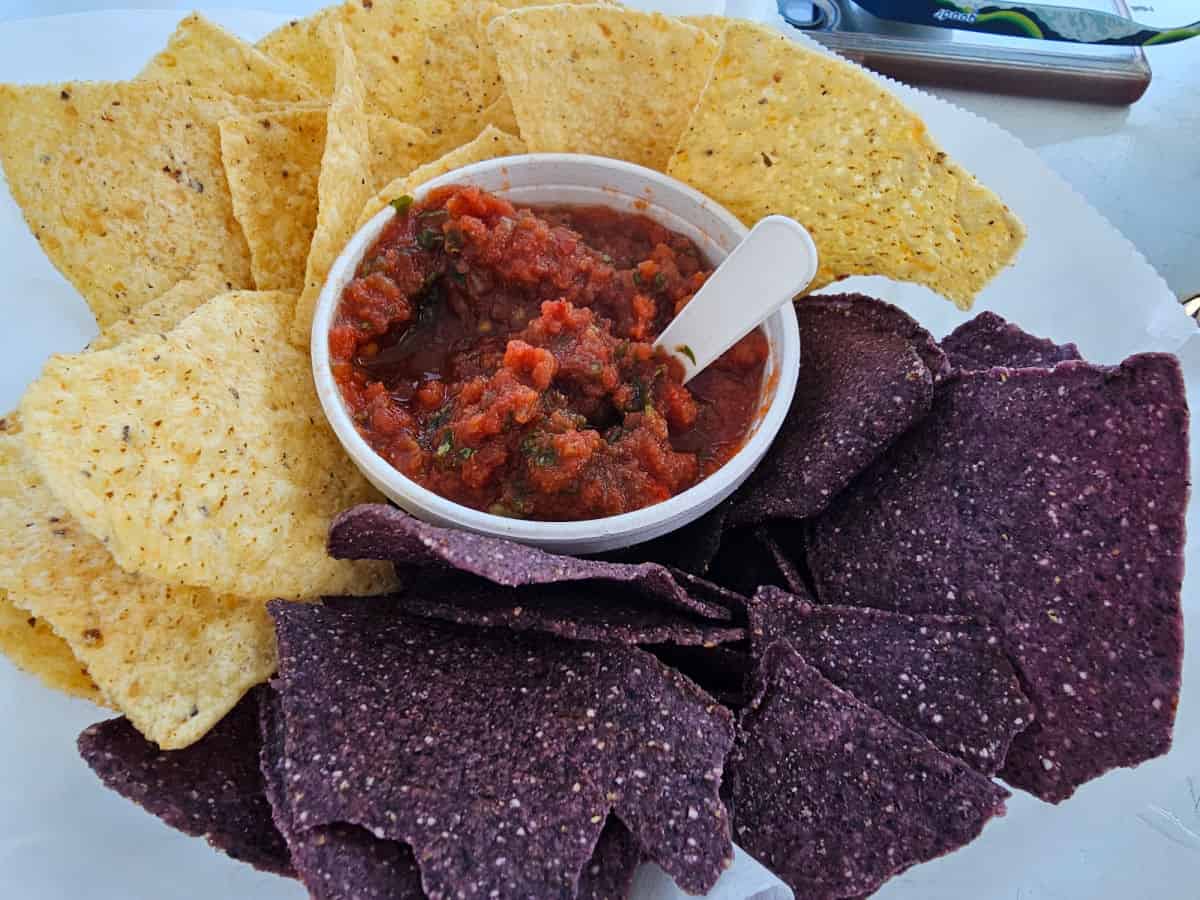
[330,185,768,521]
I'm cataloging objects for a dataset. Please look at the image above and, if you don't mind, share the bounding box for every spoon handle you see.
[654,215,818,383]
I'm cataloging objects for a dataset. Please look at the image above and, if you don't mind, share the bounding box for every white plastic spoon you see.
[654,215,818,383]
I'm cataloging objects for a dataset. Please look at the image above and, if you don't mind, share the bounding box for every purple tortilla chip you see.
[807,355,1188,802]
[942,311,1081,371]
[597,502,728,576]
[727,294,948,526]
[328,576,746,646]
[259,689,424,900]
[329,504,733,621]
[578,818,642,900]
[77,687,293,877]
[727,642,1009,899]
[269,601,734,897]
[748,586,1033,775]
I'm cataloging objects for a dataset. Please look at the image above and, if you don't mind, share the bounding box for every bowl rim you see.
[311,152,801,550]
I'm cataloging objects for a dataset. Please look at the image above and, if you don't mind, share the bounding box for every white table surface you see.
[0,0,1195,303]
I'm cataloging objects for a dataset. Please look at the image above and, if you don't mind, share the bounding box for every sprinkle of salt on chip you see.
[728,642,1009,899]
[78,688,293,876]
[270,600,734,896]
[19,290,395,602]
[489,4,719,170]
[806,354,1187,802]
[666,21,1024,309]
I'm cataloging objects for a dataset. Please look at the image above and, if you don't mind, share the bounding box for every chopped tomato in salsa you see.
[330,185,768,520]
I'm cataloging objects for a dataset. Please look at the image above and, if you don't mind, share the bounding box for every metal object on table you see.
[777,0,1156,104]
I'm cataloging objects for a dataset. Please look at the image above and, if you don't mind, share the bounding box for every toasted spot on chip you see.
[329,504,735,620]
[0,81,258,326]
[807,355,1188,802]
[729,294,946,526]
[666,22,1024,308]
[78,688,293,875]
[326,575,746,646]
[728,642,1009,898]
[139,13,316,103]
[256,8,341,98]
[942,310,1082,372]
[270,601,734,896]
[0,421,275,748]
[87,267,227,352]
[20,291,394,601]
[489,5,719,170]
[356,124,526,230]
[749,586,1033,775]
[291,25,376,347]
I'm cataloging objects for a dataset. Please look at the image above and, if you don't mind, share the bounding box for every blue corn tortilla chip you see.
[77,687,293,877]
[728,294,948,526]
[259,688,426,900]
[329,504,734,621]
[942,311,1081,371]
[269,601,734,896]
[807,355,1187,802]
[748,586,1033,775]
[325,576,746,646]
[727,642,1009,899]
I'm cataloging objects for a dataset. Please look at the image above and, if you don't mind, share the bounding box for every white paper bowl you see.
[312,154,800,554]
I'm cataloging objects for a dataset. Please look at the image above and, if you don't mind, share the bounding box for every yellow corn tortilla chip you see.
[0,81,258,328]
[357,125,527,230]
[19,291,396,602]
[291,25,375,347]
[0,418,274,748]
[257,8,342,98]
[666,23,1024,308]
[0,591,103,705]
[681,14,730,41]
[139,12,316,103]
[88,267,229,351]
[221,106,438,293]
[488,5,719,170]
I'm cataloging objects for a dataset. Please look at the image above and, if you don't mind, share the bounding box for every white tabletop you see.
[0,0,1195,301]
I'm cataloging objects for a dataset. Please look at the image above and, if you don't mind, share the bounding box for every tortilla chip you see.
[356,124,526,229]
[748,586,1033,775]
[0,591,101,704]
[329,504,734,620]
[666,22,1024,308]
[256,8,342,98]
[806,354,1188,802]
[681,14,731,41]
[270,600,734,896]
[291,25,375,347]
[139,12,316,103]
[78,688,293,875]
[0,421,275,749]
[0,81,257,327]
[729,642,1009,898]
[87,268,228,352]
[221,107,436,293]
[942,310,1082,372]
[489,5,719,170]
[728,294,947,527]
[19,290,395,601]
[326,575,746,646]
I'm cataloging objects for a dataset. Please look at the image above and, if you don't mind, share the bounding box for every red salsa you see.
[330,185,768,520]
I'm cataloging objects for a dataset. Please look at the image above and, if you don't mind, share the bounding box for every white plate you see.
[0,7,1195,900]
